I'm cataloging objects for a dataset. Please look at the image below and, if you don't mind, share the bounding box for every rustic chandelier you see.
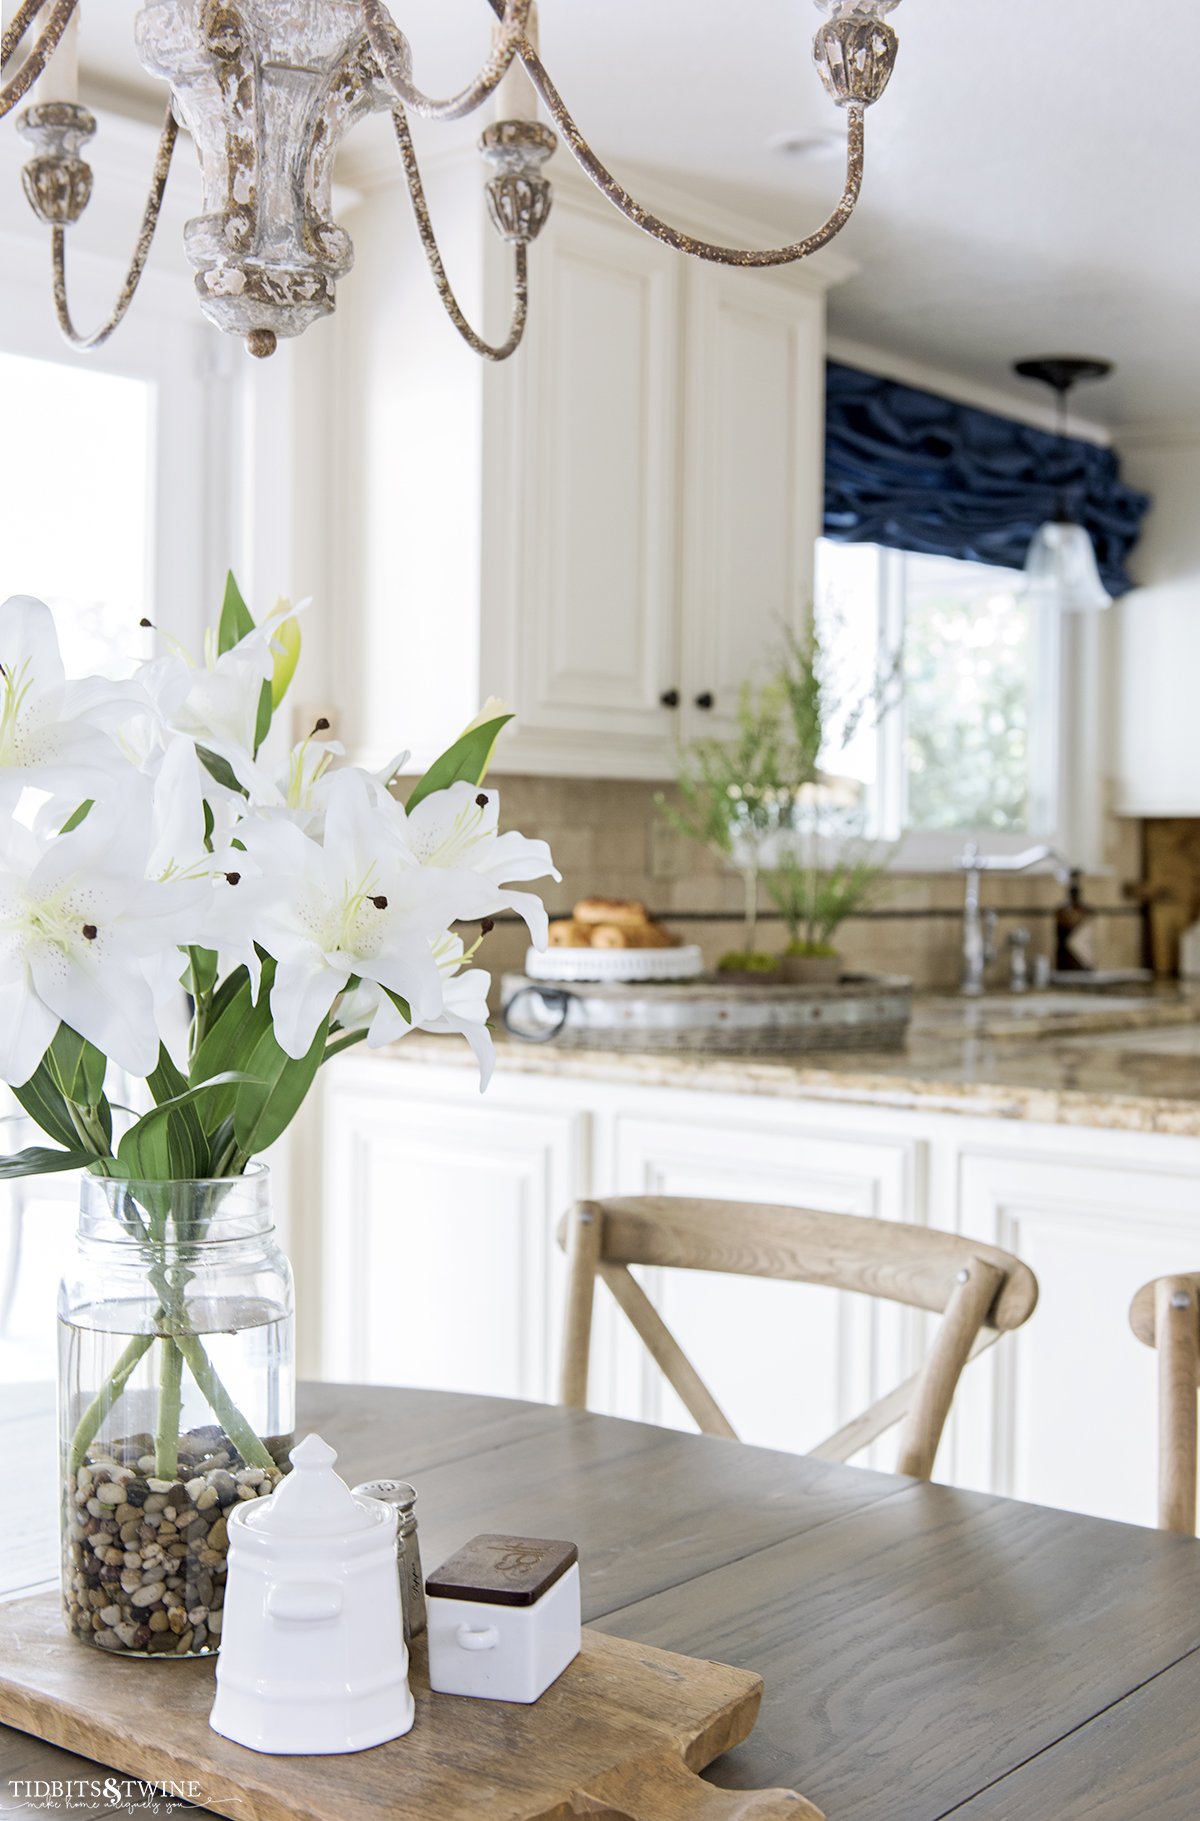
[1,0,901,361]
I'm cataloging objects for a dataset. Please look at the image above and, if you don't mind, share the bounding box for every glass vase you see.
[58,1168,294,1658]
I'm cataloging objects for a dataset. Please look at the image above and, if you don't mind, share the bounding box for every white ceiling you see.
[76,0,1197,432]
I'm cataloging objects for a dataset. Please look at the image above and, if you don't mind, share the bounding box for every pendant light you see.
[1014,356,1113,613]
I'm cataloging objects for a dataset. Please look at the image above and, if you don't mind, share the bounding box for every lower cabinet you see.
[316,1055,1200,1528]
[321,1059,586,1404]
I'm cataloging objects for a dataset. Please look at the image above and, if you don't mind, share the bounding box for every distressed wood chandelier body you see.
[2,0,901,360]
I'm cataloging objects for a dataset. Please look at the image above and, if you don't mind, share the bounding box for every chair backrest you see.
[1130,1273,1200,1534]
[558,1196,1039,1480]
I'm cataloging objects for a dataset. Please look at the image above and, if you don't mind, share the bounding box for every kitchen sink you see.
[915,991,1193,1042]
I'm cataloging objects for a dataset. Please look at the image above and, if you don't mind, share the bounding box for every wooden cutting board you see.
[0,1591,821,1821]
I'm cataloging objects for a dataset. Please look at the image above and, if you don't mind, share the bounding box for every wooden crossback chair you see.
[558,1197,1039,1479]
[1130,1273,1200,1534]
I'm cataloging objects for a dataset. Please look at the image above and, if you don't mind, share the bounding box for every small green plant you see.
[657,620,898,968]
[766,839,892,956]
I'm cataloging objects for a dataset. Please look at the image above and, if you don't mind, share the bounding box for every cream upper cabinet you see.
[333,155,845,780]
[478,200,685,778]
[679,266,824,744]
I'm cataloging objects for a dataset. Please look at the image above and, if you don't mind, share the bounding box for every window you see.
[815,538,1062,864]
[0,273,240,1386]
[0,352,155,676]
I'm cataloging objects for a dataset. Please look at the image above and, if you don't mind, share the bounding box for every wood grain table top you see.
[4,1381,1199,1820]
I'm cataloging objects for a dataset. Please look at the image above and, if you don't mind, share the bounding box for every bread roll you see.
[547,919,591,948]
[589,924,631,949]
[574,897,649,929]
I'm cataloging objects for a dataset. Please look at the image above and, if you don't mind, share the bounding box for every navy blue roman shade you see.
[823,361,1150,596]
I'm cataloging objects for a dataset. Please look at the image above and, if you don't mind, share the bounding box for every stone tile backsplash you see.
[480,775,1145,991]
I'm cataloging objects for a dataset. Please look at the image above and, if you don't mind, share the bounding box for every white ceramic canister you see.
[425,1533,580,1704]
[210,1434,415,1755]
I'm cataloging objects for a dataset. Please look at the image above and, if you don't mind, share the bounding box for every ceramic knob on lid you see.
[244,1434,379,1538]
[210,1433,415,1755]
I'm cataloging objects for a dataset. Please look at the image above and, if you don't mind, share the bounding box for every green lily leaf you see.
[59,798,94,835]
[233,1014,328,1158]
[253,677,273,757]
[187,946,220,1000]
[117,1073,258,1180]
[217,570,254,656]
[383,987,412,1027]
[190,967,272,1129]
[14,1061,88,1152]
[196,746,246,798]
[147,1047,210,1180]
[0,1146,93,1179]
[48,1025,108,1109]
[406,714,513,814]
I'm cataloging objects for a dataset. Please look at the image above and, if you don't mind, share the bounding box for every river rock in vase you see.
[58,1170,294,1658]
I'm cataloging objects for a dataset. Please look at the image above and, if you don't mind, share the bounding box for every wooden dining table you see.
[4,1380,1200,1819]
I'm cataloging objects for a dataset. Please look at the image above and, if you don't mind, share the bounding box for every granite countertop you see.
[373,989,1200,1138]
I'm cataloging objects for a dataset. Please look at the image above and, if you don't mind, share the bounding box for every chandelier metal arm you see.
[361,0,532,124]
[50,105,178,351]
[520,39,865,267]
[392,103,528,361]
[2,0,52,70]
[0,0,77,121]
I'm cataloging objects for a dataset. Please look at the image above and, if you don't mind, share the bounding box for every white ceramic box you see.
[211,1435,415,1756]
[425,1534,581,1704]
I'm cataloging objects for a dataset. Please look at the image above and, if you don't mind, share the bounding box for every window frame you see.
[0,233,239,665]
[815,537,1100,873]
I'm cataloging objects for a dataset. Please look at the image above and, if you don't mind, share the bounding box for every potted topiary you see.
[658,624,897,984]
[765,789,894,982]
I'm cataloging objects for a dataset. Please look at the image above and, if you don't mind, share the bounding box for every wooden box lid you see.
[425,1534,579,1607]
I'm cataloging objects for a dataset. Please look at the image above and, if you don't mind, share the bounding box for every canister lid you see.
[425,1534,578,1608]
[245,1433,382,1539]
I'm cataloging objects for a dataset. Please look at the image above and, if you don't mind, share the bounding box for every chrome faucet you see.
[959,842,1067,997]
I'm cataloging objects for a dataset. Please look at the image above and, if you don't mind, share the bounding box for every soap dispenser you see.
[210,1433,415,1755]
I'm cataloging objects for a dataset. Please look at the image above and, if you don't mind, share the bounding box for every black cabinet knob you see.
[694,691,715,710]
[659,688,680,708]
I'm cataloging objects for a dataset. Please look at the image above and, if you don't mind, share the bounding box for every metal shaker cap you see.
[354,1479,417,1514]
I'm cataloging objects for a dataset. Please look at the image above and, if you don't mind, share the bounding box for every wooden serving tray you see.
[0,1591,821,1821]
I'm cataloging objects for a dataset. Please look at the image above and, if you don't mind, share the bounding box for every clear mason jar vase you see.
[58,1168,294,1658]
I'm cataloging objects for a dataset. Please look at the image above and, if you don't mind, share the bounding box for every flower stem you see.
[66,1333,155,1477]
[172,1333,275,1470]
[154,1337,183,1479]
[743,863,759,952]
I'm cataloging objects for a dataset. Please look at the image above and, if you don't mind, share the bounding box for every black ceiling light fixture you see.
[1014,355,1115,613]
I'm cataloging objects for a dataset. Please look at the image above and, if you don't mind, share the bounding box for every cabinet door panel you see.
[321,1067,584,1403]
[951,1147,1200,1526]
[493,209,682,762]
[600,1112,921,1463]
[681,269,824,740]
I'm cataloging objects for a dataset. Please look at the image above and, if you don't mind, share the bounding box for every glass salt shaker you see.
[352,1478,426,1640]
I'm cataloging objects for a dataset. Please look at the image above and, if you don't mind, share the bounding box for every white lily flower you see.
[339,933,495,1089]
[402,781,559,947]
[135,600,305,798]
[241,729,346,838]
[0,596,141,815]
[0,794,207,1085]
[209,768,468,1060]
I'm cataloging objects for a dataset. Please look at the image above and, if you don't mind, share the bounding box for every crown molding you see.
[1115,422,1200,452]
[826,333,1113,445]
